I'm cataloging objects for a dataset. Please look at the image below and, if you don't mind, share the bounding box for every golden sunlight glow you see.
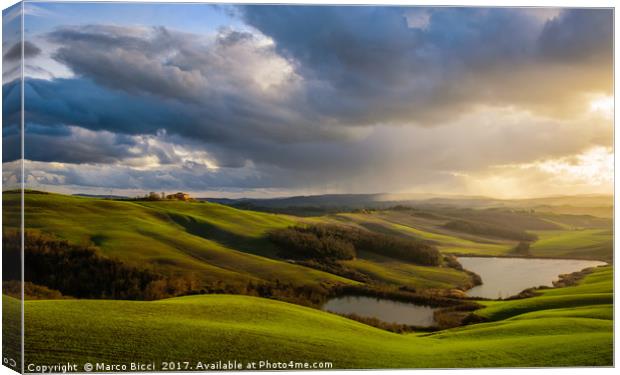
[535,146,613,185]
[589,95,614,119]
[459,146,613,198]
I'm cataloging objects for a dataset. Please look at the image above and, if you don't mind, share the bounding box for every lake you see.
[322,296,437,326]
[457,256,607,299]
[322,257,606,325]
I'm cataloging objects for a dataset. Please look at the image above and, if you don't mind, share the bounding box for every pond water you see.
[457,256,607,299]
[322,296,437,326]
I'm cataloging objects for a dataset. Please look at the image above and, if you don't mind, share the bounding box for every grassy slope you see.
[343,251,472,290]
[529,230,613,262]
[7,193,352,287]
[7,192,476,290]
[15,266,613,368]
[328,211,612,262]
[475,266,613,320]
[305,209,612,286]
[535,206,613,219]
[301,212,478,289]
[5,192,610,295]
[330,212,514,256]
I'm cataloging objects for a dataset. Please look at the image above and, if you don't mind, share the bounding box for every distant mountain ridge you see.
[201,193,613,218]
[202,193,612,208]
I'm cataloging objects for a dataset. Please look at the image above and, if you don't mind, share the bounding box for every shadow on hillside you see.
[167,213,280,258]
[356,222,443,249]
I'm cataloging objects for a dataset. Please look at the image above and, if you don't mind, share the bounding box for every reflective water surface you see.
[457,256,606,299]
[322,296,437,326]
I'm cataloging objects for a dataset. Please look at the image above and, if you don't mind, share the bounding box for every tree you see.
[512,241,531,256]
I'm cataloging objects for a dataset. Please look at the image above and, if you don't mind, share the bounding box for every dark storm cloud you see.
[2,77,20,125]
[4,120,145,165]
[240,6,612,122]
[15,7,614,194]
[17,21,357,172]
[48,25,206,101]
[538,9,613,62]
[25,132,129,164]
[2,76,201,164]
[21,78,193,136]
[243,6,419,85]
[44,25,345,142]
[18,75,352,170]
[3,41,42,61]
[42,9,613,132]
[2,79,22,163]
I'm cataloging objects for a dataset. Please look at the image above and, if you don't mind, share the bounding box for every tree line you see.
[269,224,441,266]
[1,230,334,306]
[2,230,199,300]
[444,219,538,242]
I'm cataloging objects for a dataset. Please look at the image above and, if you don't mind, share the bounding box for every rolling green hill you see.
[4,192,351,289]
[529,230,613,262]
[325,209,612,261]
[343,251,473,290]
[10,265,612,368]
[2,191,614,368]
[3,191,611,299]
[3,192,476,291]
[323,211,514,255]
[475,266,612,321]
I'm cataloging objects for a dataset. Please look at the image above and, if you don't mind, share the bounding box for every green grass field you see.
[4,192,611,294]
[331,212,515,256]
[2,192,614,369]
[475,266,612,320]
[327,210,612,261]
[5,192,480,291]
[343,251,473,290]
[6,192,351,288]
[529,230,613,262]
[3,191,612,300]
[10,265,612,368]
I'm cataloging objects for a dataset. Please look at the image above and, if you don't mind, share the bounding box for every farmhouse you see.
[166,192,191,201]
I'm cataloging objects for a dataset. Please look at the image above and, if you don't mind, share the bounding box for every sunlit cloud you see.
[589,95,614,119]
[532,146,613,186]
[461,147,614,198]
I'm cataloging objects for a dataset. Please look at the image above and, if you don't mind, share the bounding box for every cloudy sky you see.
[2,2,613,198]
